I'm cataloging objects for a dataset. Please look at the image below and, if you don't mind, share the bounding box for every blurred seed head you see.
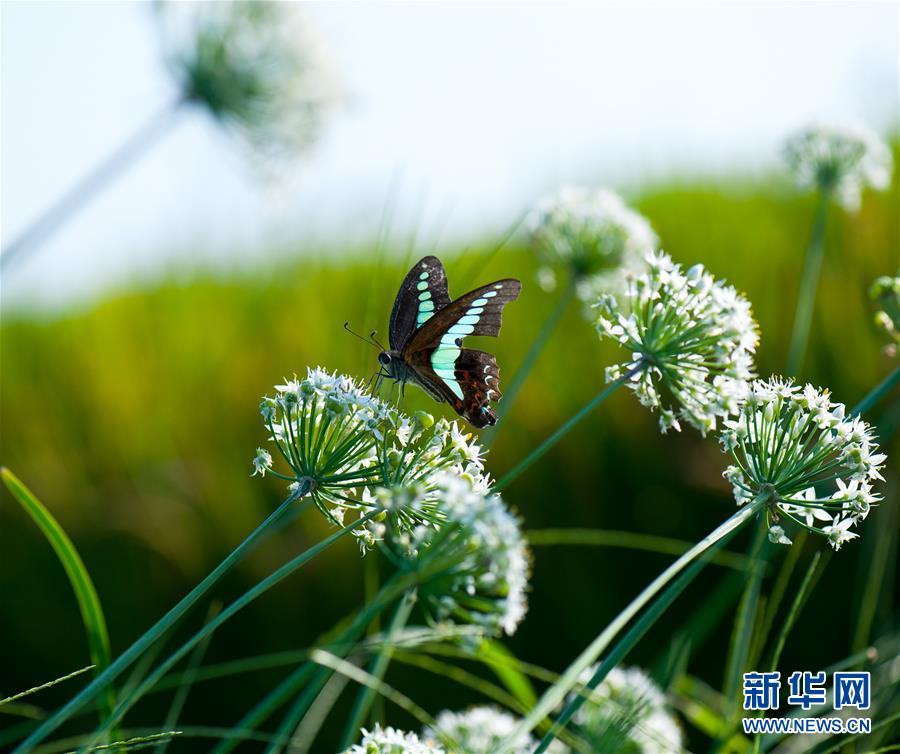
[160,0,341,170]
[424,706,568,754]
[597,251,758,435]
[570,666,682,754]
[784,123,893,211]
[720,378,886,550]
[382,472,530,637]
[341,725,444,754]
[870,273,900,358]
[527,187,657,306]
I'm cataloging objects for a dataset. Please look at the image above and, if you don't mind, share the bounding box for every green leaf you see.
[478,639,538,709]
[1,468,116,726]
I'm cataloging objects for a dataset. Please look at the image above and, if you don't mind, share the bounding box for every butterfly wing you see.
[403,278,521,427]
[388,256,451,351]
[408,347,504,428]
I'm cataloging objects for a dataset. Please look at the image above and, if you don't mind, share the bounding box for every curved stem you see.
[337,591,416,749]
[13,490,312,754]
[487,279,576,447]
[1,98,186,272]
[785,191,831,377]
[77,509,382,753]
[851,366,900,417]
[509,495,768,754]
[494,364,641,492]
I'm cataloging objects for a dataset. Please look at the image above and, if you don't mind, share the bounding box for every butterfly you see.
[377,256,521,429]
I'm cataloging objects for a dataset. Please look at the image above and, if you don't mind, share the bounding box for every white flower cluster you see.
[255,368,488,552]
[425,706,568,754]
[160,1,340,167]
[597,252,758,435]
[570,666,682,754]
[720,379,886,550]
[341,725,444,754]
[870,273,900,358]
[784,124,893,211]
[384,472,530,637]
[527,187,658,304]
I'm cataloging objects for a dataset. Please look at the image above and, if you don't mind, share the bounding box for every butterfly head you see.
[377,349,407,382]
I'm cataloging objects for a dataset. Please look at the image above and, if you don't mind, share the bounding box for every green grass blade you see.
[527,528,757,570]
[477,638,538,710]
[0,666,95,708]
[1,469,115,726]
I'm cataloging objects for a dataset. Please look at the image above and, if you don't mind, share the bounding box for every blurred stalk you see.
[337,591,416,750]
[0,98,186,273]
[74,508,384,753]
[515,494,769,754]
[494,362,642,492]
[785,190,831,376]
[13,489,313,754]
[486,278,575,448]
[852,366,900,417]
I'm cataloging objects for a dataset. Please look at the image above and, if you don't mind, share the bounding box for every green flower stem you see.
[209,571,415,754]
[851,366,899,416]
[513,494,769,754]
[786,190,831,376]
[14,490,313,754]
[338,591,416,750]
[0,98,186,272]
[76,509,381,753]
[486,279,576,447]
[722,521,768,721]
[494,365,641,492]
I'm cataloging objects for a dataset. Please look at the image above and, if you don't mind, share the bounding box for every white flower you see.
[570,666,682,754]
[424,706,568,754]
[768,526,792,546]
[159,0,341,169]
[784,123,893,211]
[719,378,886,550]
[341,725,444,754]
[870,273,900,358]
[251,447,273,477]
[527,187,657,305]
[822,516,859,551]
[257,369,491,552]
[384,473,530,637]
[597,252,759,435]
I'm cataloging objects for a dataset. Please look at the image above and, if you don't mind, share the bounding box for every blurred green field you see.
[2,167,898,750]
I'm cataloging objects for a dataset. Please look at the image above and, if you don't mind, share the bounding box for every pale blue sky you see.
[2,1,898,307]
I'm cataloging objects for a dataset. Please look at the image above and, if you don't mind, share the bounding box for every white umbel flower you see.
[784,124,893,211]
[597,251,759,435]
[425,706,568,754]
[341,725,444,754]
[384,473,530,637]
[720,378,886,550]
[570,666,682,754]
[870,273,900,358]
[160,1,340,167]
[527,187,657,305]
[257,369,489,553]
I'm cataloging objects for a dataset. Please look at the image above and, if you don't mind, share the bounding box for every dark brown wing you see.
[388,256,451,351]
[409,348,503,428]
[402,277,521,428]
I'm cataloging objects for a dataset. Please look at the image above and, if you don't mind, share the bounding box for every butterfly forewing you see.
[403,277,521,427]
[388,255,451,351]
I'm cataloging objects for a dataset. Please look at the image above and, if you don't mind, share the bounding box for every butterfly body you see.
[379,256,521,428]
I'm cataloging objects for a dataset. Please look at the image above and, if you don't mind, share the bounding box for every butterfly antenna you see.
[369,330,386,350]
[344,321,380,349]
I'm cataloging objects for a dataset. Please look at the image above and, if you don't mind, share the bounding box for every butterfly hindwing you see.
[388,256,451,351]
[409,347,503,428]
